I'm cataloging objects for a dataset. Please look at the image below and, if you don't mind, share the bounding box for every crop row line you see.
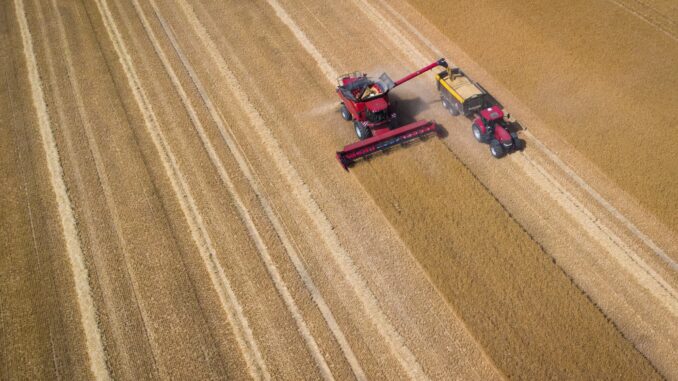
[13,0,110,378]
[91,0,269,378]
[133,0,342,378]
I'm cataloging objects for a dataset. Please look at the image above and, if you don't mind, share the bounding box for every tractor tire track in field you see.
[91,0,269,378]
[177,1,427,378]
[606,0,677,41]
[131,1,345,378]
[515,153,678,311]
[13,0,110,379]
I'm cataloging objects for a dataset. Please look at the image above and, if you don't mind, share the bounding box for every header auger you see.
[335,58,448,170]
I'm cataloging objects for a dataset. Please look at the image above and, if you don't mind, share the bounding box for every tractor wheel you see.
[514,138,525,151]
[340,104,352,121]
[354,121,372,140]
[490,140,505,158]
[472,123,485,143]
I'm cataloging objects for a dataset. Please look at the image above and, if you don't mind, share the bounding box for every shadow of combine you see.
[389,95,429,125]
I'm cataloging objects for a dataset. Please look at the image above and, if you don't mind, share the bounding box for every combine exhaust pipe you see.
[336,120,438,170]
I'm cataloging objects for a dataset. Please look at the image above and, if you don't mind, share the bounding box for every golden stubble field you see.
[0,0,675,379]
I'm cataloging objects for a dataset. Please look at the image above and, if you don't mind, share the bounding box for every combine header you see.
[335,59,448,170]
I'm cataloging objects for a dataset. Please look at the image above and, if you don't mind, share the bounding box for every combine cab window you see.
[366,109,388,123]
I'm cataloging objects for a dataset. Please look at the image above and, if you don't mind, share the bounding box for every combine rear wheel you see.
[341,104,352,121]
[354,121,372,140]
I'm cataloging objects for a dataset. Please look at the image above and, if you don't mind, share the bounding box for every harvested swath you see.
[40,0,161,377]
[12,0,110,379]
[90,0,269,378]
[132,1,337,378]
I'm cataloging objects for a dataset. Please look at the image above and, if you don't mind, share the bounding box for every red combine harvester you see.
[335,58,448,170]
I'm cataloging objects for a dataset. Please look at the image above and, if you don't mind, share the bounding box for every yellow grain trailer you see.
[435,67,487,117]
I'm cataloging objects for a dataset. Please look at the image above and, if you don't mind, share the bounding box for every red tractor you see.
[471,106,524,158]
[335,59,448,170]
[435,66,524,158]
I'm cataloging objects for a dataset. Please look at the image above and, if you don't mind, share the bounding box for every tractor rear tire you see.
[341,104,352,121]
[354,121,372,140]
[490,140,505,158]
[472,123,485,143]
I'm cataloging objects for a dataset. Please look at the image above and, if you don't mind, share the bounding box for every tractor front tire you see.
[490,140,505,158]
[354,121,372,140]
[472,123,486,143]
[340,104,352,121]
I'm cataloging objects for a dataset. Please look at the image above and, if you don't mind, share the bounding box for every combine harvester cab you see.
[335,59,448,171]
[436,66,525,158]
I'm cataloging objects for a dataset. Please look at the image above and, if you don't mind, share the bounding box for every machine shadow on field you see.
[389,94,428,125]
[391,94,449,139]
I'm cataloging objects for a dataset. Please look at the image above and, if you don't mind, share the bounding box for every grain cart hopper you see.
[436,67,524,158]
[335,58,448,170]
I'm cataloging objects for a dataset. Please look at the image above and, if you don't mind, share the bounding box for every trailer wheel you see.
[490,140,505,158]
[440,95,451,110]
[472,123,485,142]
[354,121,372,140]
[340,104,352,121]
[449,102,461,116]
[441,96,460,116]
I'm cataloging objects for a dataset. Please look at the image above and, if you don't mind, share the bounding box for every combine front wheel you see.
[341,104,352,121]
[354,121,372,140]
